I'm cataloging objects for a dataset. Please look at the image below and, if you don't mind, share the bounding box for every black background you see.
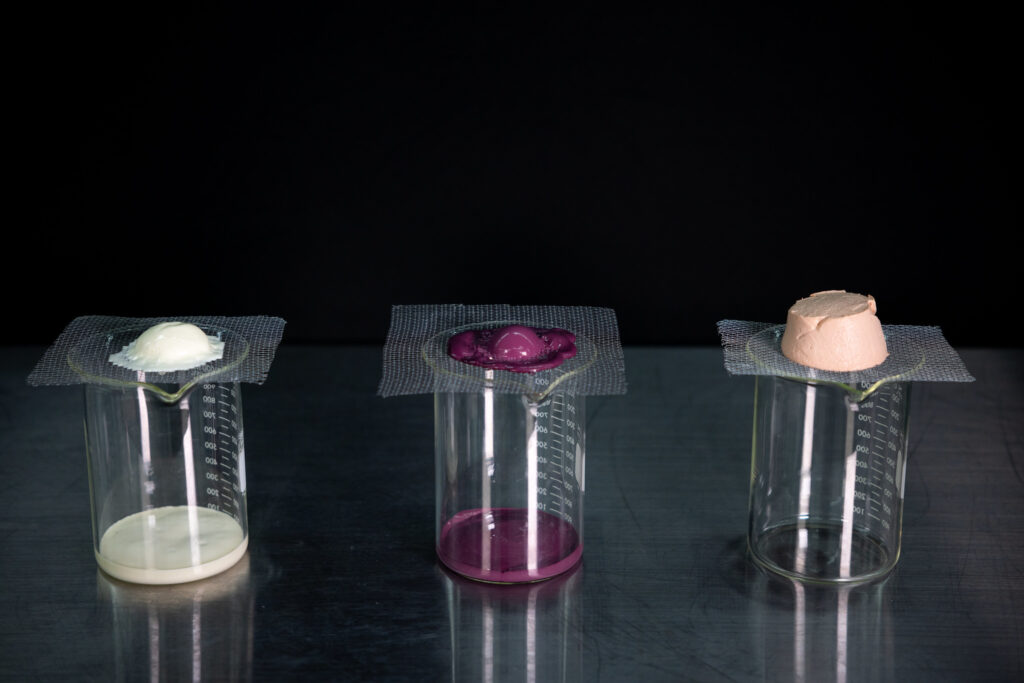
[19,4,1018,347]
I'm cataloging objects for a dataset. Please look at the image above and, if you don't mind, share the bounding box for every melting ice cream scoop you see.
[448,325,577,373]
[109,321,226,372]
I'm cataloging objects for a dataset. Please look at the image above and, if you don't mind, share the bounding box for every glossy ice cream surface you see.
[448,325,577,373]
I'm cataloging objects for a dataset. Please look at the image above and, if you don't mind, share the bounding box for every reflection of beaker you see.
[746,563,894,682]
[435,387,585,583]
[97,552,254,682]
[748,376,911,583]
[85,381,249,584]
[440,562,583,682]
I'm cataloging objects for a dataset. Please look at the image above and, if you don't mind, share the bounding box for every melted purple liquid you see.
[438,508,582,583]
[447,325,577,373]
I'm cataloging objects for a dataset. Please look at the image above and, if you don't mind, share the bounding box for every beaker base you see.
[438,507,582,583]
[749,522,898,585]
[96,506,248,585]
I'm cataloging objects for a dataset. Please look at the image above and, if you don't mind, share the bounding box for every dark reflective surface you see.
[97,556,254,682]
[1,346,1021,681]
[440,563,583,682]
[744,558,894,683]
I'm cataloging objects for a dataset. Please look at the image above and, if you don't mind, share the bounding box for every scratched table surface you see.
[1,345,1021,682]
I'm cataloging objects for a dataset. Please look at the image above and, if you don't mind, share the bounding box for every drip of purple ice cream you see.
[447,325,577,373]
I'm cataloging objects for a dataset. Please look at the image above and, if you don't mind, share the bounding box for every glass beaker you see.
[84,381,249,584]
[748,376,911,583]
[435,388,585,583]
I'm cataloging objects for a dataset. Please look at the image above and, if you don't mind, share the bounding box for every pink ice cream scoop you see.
[447,325,577,373]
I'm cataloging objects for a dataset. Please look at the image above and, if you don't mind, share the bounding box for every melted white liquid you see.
[97,506,247,584]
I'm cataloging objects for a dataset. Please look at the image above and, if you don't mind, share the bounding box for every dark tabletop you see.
[1,345,1021,682]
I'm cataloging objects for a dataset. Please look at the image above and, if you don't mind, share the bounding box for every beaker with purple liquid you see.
[435,388,585,583]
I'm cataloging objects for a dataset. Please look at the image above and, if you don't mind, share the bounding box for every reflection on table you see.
[745,558,894,683]
[96,554,254,683]
[440,562,584,683]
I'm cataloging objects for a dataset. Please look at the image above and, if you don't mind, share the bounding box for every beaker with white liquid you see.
[28,316,285,585]
[85,381,249,584]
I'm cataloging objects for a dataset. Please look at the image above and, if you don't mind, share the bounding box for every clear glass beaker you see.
[748,376,911,584]
[84,381,249,584]
[435,388,585,583]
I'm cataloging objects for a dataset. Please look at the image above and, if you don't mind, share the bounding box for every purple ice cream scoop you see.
[447,325,577,373]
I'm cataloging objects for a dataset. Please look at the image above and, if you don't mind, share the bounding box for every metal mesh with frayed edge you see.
[28,316,287,391]
[717,320,974,394]
[378,304,627,400]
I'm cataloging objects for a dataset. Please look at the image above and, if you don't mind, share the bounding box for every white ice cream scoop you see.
[108,321,225,372]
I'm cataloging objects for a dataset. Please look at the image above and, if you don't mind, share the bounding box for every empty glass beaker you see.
[85,381,248,584]
[435,388,585,583]
[748,376,911,583]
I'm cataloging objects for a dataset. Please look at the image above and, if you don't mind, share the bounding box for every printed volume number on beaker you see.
[198,384,245,520]
[534,396,582,523]
[850,390,905,534]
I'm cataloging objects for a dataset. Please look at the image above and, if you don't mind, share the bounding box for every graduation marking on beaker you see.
[198,383,245,525]
[533,394,583,525]
[851,387,904,536]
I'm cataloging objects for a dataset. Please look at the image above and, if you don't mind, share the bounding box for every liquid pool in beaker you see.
[748,376,911,584]
[435,390,585,583]
[439,508,582,583]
